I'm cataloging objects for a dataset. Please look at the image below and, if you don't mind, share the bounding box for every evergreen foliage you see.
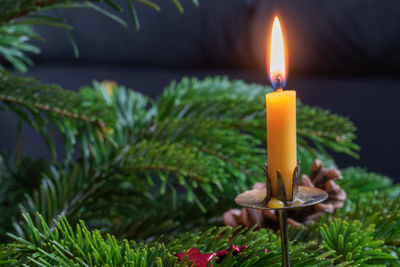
[4,213,335,266]
[4,210,399,266]
[338,167,394,200]
[288,168,400,266]
[0,1,399,266]
[1,77,358,242]
[0,24,41,72]
[0,155,47,240]
[0,71,114,161]
[0,75,398,266]
[320,218,395,265]
[0,0,197,72]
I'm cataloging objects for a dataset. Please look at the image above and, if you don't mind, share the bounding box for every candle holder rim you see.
[235,186,328,211]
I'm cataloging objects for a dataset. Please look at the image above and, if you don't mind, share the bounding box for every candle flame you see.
[269,16,286,90]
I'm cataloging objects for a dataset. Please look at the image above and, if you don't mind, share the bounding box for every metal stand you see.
[277,210,290,267]
[234,163,328,267]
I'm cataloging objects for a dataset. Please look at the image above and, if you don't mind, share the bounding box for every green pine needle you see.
[320,218,396,265]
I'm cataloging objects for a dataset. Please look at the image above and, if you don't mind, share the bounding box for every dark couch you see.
[3,0,400,180]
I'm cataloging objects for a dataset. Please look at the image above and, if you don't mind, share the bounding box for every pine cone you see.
[223,160,346,229]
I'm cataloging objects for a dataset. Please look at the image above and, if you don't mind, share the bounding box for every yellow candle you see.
[266,89,297,200]
[266,17,297,200]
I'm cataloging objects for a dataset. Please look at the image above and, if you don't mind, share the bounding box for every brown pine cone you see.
[223,160,346,229]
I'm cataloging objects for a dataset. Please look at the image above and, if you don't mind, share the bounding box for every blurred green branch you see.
[0,0,199,72]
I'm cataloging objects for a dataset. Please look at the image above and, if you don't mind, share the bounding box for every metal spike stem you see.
[277,209,290,267]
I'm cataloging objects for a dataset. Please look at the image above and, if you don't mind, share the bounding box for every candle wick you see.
[271,72,285,91]
[274,77,282,90]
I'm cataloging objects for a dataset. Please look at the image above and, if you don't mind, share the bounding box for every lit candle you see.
[266,17,297,201]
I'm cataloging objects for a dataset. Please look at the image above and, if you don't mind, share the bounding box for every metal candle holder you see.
[235,162,328,267]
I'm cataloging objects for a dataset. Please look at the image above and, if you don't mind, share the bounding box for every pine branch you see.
[338,167,393,200]
[297,103,360,159]
[97,79,265,190]
[4,167,400,265]
[5,213,178,266]
[0,72,114,159]
[0,154,47,241]
[161,225,334,267]
[0,1,125,26]
[0,0,200,71]
[289,167,400,266]
[5,213,335,266]
[84,188,224,240]
[0,0,194,25]
[159,76,359,161]
[0,24,41,72]
[336,168,400,255]
[12,139,240,239]
[320,218,396,265]
[340,191,400,244]
[0,72,113,126]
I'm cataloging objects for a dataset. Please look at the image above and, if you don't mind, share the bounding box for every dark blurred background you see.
[1,0,399,180]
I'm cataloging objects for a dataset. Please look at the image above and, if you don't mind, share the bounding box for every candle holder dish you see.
[234,162,328,267]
